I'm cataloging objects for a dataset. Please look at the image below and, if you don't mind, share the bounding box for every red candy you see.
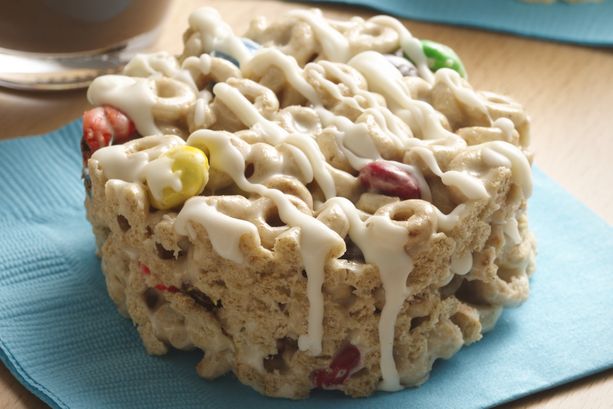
[154,283,180,293]
[139,263,151,275]
[358,160,421,200]
[81,106,136,164]
[140,264,178,293]
[102,106,136,143]
[311,344,361,389]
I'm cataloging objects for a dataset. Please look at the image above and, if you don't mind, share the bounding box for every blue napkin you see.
[294,0,613,46]
[0,121,612,409]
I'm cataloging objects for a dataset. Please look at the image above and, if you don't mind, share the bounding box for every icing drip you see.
[188,7,253,66]
[482,146,512,168]
[348,52,459,144]
[479,141,533,198]
[104,179,146,216]
[284,144,315,183]
[193,98,207,128]
[243,49,321,105]
[295,217,340,356]
[213,82,337,199]
[324,198,414,390]
[411,147,489,200]
[143,155,183,203]
[436,69,486,114]
[87,75,161,136]
[288,9,351,63]
[186,129,343,355]
[503,217,522,245]
[92,145,150,182]
[368,15,433,82]
[494,117,516,140]
[175,197,260,264]
[213,82,287,143]
[91,135,184,183]
[434,204,468,232]
[451,251,473,276]
[124,52,199,93]
[335,123,381,168]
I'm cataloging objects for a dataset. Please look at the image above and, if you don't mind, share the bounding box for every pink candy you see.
[359,161,421,200]
[81,106,136,164]
[311,344,361,388]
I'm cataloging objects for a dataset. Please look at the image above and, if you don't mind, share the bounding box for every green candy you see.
[420,39,466,78]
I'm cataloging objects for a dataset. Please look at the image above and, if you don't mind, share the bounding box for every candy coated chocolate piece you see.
[148,146,210,210]
[359,161,421,200]
[139,263,151,275]
[82,167,92,198]
[211,50,239,66]
[154,283,180,293]
[212,38,261,67]
[81,106,136,165]
[102,106,136,144]
[311,344,361,388]
[242,38,261,53]
[384,54,418,77]
[421,39,466,78]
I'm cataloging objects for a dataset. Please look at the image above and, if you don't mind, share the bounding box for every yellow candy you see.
[148,146,209,210]
[187,140,210,157]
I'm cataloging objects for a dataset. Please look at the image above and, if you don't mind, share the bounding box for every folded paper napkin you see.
[0,121,612,409]
[296,0,613,46]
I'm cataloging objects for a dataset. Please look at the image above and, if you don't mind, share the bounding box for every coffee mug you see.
[0,0,171,90]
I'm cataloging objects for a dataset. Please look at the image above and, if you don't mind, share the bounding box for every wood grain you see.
[1,1,611,408]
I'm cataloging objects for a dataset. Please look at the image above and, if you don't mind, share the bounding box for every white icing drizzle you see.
[434,204,468,232]
[318,61,381,109]
[324,198,413,391]
[451,251,473,276]
[436,69,486,114]
[185,129,343,356]
[143,155,182,202]
[243,49,321,105]
[335,123,381,168]
[87,6,534,390]
[503,217,522,245]
[411,147,489,200]
[87,75,161,136]
[284,144,315,183]
[188,7,253,66]
[213,82,337,199]
[478,141,533,198]
[399,164,433,203]
[175,197,260,263]
[366,107,417,148]
[124,52,199,93]
[316,108,433,203]
[91,135,185,183]
[193,98,207,128]
[494,117,516,140]
[348,52,460,144]
[104,179,146,216]
[368,15,433,82]
[93,145,150,182]
[213,82,286,143]
[482,146,512,168]
[288,9,351,63]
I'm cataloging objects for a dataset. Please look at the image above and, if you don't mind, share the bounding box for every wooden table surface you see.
[1,1,612,408]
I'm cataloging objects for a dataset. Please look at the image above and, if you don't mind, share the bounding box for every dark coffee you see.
[0,0,171,54]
